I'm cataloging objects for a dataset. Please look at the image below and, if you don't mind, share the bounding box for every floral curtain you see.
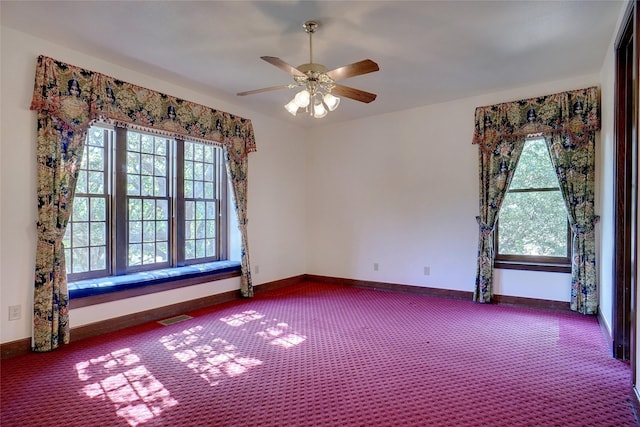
[472,86,600,314]
[547,133,598,314]
[30,55,257,351]
[224,137,253,298]
[474,138,525,303]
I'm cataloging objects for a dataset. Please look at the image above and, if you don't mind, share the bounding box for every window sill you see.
[494,260,571,273]
[69,260,241,308]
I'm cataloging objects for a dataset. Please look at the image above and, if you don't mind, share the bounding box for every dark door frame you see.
[613,0,638,367]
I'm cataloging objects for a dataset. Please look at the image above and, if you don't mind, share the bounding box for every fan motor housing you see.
[297,63,328,74]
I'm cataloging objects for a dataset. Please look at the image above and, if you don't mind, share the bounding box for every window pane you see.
[127,133,140,151]
[141,153,154,175]
[186,220,195,239]
[143,243,156,263]
[90,246,106,270]
[195,239,205,258]
[143,199,155,220]
[90,222,106,246]
[206,239,216,257]
[204,145,213,163]
[88,171,104,193]
[72,197,89,222]
[76,170,88,193]
[155,156,166,176]
[156,222,168,241]
[143,221,156,242]
[194,162,204,180]
[499,190,567,256]
[129,199,142,220]
[87,146,104,170]
[156,242,168,263]
[129,220,142,243]
[185,201,195,220]
[129,244,142,266]
[184,161,194,180]
[194,181,204,198]
[196,220,205,239]
[185,240,195,259]
[140,134,154,153]
[206,201,216,218]
[90,198,106,221]
[128,175,140,196]
[155,177,167,197]
[88,128,105,147]
[184,180,194,198]
[206,219,216,238]
[74,222,89,246]
[509,138,558,190]
[141,176,154,196]
[156,200,168,220]
[72,248,89,273]
[127,152,140,174]
[204,182,214,199]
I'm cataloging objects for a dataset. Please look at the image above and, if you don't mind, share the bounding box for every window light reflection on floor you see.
[256,321,307,348]
[159,325,263,386]
[219,310,265,326]
[75,348,177,427]
[219,310,307,349]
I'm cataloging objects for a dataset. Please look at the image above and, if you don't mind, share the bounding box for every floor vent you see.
[157,314,193,326]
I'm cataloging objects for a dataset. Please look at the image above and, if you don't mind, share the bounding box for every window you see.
[495,137,571,272]
[64,125,238,297]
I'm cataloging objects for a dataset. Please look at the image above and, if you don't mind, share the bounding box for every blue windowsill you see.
[68,260,241,299]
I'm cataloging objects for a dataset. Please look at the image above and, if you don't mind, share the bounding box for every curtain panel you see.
[30,55,257,351]
[472,86,600,315]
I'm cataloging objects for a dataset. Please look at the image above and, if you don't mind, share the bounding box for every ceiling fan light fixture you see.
[323,93,340,111]
[284,99,299,116]
[239,19,379,119]
[294,89,311,108]
[312,98,327,118]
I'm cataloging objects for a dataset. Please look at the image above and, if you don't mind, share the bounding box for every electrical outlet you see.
[373,262,379,271]
[255,265,260,274]
[8,305,21,321]
[424,266,430,276]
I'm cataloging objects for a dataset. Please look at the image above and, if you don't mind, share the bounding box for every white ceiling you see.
[1,1,625,127]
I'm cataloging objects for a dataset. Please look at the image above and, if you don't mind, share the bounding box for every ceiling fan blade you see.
[326,59,379,82]
[237,84,292,96]
[331,84,377,103]
[261,56,306,77]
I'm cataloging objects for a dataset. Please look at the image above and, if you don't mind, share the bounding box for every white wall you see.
[0,26,308,344]
[307,74,600,300]
[597,5,621,337]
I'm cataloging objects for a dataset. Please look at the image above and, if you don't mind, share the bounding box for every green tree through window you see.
[496,137,570,271]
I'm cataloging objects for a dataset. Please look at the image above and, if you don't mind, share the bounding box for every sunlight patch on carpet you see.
[256,320,307,348]
[219,310,264,326]
[159,325,263,386]
[75,348,178,426]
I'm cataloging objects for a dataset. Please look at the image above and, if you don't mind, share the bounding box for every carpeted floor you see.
[1,282,637,426]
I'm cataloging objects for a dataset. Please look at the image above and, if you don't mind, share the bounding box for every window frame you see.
[65,124,239,303]
[494,138,572,273]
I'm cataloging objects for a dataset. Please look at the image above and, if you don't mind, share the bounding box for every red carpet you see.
[1,282,636,426]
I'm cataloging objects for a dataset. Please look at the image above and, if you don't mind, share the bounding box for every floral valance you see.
[472,86,600,152]
[30,55,256,156]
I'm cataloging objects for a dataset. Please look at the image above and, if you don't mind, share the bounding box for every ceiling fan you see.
[237,20,379,118]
